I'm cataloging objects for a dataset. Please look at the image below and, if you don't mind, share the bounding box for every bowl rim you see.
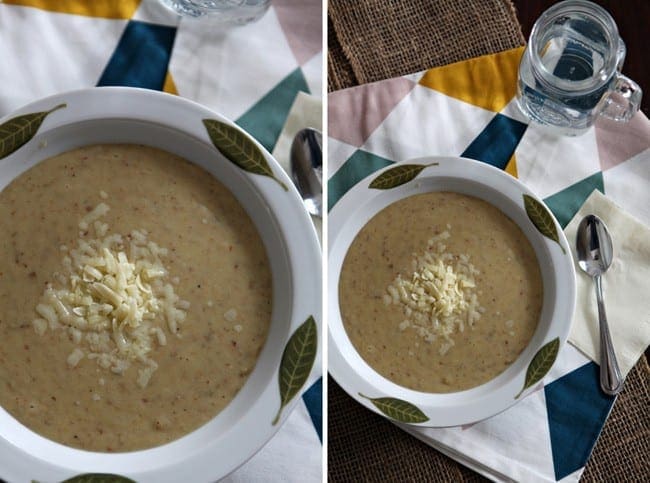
[0,87,322,481]
[328,155,575,427]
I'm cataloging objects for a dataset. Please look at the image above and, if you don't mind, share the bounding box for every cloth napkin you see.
[0,1,323,481]
[566,190,650,377]
[328,46,650,482]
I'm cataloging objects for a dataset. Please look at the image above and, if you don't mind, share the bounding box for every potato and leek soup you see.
[339,192,543,393]
[0,144,272,451]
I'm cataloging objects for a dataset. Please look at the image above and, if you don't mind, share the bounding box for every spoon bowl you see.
[576,214,623,395]
[576,215,614,276]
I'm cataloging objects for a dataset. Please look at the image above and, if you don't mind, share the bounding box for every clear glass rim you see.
[528,0,620,94]
[161,0,247,17]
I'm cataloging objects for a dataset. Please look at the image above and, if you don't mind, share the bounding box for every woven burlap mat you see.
[327,1,650,480]
[328,0,525,91]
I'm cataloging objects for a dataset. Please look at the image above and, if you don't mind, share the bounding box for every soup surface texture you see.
[0,145,272,451]
[339,192,543,392]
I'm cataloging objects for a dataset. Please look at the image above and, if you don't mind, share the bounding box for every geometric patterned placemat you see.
[328,46,650,482]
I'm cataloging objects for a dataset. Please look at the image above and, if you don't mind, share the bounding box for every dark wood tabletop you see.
[513,0,650,116]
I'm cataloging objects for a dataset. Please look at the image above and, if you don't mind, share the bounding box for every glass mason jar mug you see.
[160,0,270,23]
[516,0,642,136]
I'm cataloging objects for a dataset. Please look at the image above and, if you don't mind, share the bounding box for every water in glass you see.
[517,0,641,136]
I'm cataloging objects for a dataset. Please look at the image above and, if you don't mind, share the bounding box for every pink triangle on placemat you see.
[273,0,321,65]
[595,112,650,171]
[328,77,416,147]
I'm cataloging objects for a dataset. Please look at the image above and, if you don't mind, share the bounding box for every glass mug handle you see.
[599,73,643,122]
[600,38,643,122]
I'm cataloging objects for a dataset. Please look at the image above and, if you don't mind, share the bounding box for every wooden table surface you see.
[512,0,649,116]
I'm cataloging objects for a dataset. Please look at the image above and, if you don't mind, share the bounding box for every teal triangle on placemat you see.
[461,113,527,170]
[544,173,604,228]
[97,21,176,90]
[328,149,394,212]
[544,361,615,481]
[302,377,322,443]
[236,68,309,153]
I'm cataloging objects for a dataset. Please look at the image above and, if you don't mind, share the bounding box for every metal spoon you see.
[290,128,322,217]
[576,214,623,395]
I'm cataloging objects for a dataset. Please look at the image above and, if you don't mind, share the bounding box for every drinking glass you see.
[160,0,270,24]
[517,0,642,136]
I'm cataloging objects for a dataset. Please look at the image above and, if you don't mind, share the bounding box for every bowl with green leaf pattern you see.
[328,156,575,427]
[0,87,321,481]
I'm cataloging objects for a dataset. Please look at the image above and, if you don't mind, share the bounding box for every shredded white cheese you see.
[67,348,85,368]
[33,201,190,387]
[386,230,484,354]
[78,202,109,231]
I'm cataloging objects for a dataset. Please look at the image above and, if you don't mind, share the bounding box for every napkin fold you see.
[272,91,323,241]
[565,190,650,376]
[272,91,323,173]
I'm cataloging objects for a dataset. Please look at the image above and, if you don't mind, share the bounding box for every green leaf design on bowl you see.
[203,119,288,191]
[61,474,135,483]
[359,393,429,423]
[523,194,566,254]
[0,103,66,160]
[272,315,317,425]
[515,337,560,399]
[368,162,438,189]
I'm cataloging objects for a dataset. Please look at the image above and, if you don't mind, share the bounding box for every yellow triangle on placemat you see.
[163,71,179,95]
[419,46,525,113]
[3,0,141,19]
[505,153,518,178]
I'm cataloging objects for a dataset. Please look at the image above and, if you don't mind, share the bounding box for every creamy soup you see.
[339,192,543,393]
[0,145,272,451]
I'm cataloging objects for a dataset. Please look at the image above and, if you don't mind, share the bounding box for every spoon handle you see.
[595,276,623,395]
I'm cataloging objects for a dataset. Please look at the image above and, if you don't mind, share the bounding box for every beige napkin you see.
[272,92,322,242]
[565,190,650,376]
